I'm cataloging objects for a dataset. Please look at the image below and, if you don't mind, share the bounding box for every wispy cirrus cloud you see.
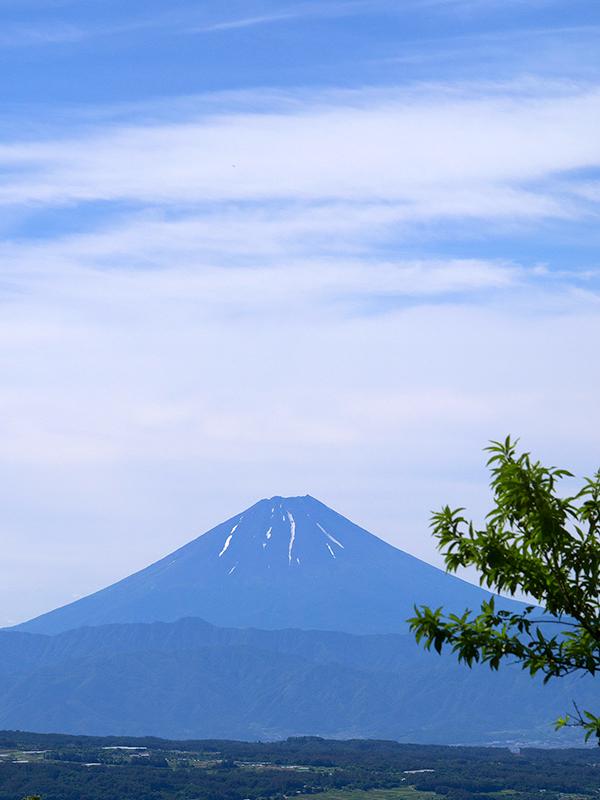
[0,82,598,214]
[190,1,370,32]
[0,23,87,46]
[0,1,375,49]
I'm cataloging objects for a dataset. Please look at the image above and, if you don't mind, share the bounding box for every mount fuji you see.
[15,495,520,636]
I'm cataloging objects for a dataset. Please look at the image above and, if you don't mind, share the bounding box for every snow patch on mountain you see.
[288,512,296,564]
[218,535,233,557]
[316,523,345,549]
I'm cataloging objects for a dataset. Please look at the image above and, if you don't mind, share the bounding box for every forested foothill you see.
[0,731,598,800]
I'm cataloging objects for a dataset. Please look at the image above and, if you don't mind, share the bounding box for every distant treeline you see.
[0,731,598,800]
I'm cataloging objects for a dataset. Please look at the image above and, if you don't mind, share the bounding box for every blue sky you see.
[0,0,599,625]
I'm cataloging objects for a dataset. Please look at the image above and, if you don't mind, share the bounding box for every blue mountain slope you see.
[14,495,523,635]
[0,618,593,744]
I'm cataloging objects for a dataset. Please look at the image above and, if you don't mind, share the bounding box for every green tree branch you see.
[409,436,600,742]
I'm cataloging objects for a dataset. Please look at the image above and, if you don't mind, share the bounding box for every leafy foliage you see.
[410,437,600,741]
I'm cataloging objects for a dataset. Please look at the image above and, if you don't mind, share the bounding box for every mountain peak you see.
[13,495,521,636]
[193,495,353,574]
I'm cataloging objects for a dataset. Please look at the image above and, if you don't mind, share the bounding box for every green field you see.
[317,788,438,800]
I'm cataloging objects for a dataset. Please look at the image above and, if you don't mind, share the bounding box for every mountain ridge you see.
[0,616,593,744]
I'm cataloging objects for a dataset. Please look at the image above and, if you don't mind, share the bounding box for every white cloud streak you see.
[192,2,368,32]
[0,84,598,214]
